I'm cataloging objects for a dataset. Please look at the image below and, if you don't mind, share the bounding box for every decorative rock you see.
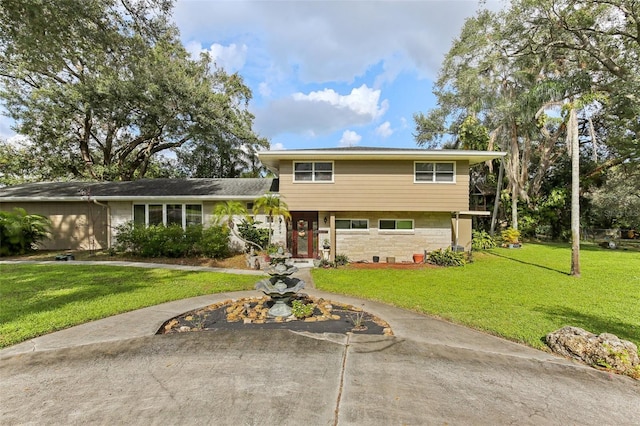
[243,318,252,324]
[546,326,639,376]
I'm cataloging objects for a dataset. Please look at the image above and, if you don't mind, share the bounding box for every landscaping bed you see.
[159,295,393,336]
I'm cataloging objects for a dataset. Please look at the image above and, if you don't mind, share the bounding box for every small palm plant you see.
[252,193,291,247]
[213,201,263,251]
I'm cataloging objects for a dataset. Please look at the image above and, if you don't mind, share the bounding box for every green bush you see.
[0,208,51,256]
[335,253,349,266]
[237,219,269,251]
[501,228,521,245]
[197,225,230,258]
[291,300,315,319]
[114,222,230,258]
[472,230,496,251]
[428,248,466,267]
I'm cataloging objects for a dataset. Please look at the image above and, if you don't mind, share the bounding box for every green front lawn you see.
[1,243,638,353]
[0,264,257,348]
[312,243,640,350]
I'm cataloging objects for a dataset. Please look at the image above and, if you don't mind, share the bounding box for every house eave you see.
[258,149,506,173]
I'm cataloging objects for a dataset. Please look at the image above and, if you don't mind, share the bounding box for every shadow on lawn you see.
[1,265,203,322]
[534,305,639,346]
[485,251,568,275]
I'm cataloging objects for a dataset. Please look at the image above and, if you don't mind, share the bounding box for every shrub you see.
[291,300,315,319]
[0,208,51,256]
[237,219,269,251]
[428,248,466,267]
[501,228,521,245]
[335,253,349,266]
[196,225,230,258]
[472,230,496,251]
[114,222,230,258]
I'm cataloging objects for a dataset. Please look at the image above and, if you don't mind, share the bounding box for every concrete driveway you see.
[1,265,639,425]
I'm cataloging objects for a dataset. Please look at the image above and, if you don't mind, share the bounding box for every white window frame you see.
[335,219,369,230]
[293,161,334,183]
[378,219,414,232]
[414,161,456,183]
[132,203,203,229]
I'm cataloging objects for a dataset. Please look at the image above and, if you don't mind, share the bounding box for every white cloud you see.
[292,85,387,118]
[339,130,361,147]
[376,121,393,138]
[269,142,285,151]
[0,113,16,142]
[174,1,503,83]
[254,85,388,137]
[258,82,271,97]
[185,41,248,73]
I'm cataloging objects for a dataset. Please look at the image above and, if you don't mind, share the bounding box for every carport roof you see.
[0,178,278,202]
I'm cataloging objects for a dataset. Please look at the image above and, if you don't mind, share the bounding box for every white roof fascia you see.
[458,210,492,216]
[258,149,507,172]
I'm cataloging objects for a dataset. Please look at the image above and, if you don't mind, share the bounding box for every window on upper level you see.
[335,219,369,230]
[414,161,455,183]
[294,161,334,182]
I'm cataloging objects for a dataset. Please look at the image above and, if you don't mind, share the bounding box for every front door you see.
[290,212,318,258]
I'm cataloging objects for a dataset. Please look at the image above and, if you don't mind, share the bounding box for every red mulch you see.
[344,262,437,270]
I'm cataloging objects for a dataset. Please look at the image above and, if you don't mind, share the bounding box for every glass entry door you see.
[290,212,318,258]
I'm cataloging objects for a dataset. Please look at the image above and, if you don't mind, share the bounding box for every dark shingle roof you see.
[0,178,277,200]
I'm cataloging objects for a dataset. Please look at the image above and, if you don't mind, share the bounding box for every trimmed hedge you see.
[114,222,230,258]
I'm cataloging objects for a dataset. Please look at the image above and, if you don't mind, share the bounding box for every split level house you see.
[0,147,505,262]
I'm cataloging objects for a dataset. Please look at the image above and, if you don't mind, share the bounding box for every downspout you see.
[93,199,111,249]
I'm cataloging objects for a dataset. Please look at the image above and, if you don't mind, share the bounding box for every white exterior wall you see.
[109,201,132,246]
[321,211,451,263]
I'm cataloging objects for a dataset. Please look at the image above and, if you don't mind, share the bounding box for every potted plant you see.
[321,239,330,260]
[501,228,521,248]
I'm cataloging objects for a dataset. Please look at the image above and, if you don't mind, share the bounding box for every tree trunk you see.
[511,184,518,230]
[569,108,581,277]
[490,159,504,236]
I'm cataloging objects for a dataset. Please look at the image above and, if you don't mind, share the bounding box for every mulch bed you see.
[344,261,438,270]
[158,296,393,336]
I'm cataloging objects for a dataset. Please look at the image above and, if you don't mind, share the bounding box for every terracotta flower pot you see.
[412,253,425,263]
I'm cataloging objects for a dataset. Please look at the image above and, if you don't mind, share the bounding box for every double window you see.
[379,219,414,230]
[335,219,369,230]
[133,204,202,228]
[294,161,334,182]
[415,162,455,183]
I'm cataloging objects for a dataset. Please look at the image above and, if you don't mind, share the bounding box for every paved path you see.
[1,261,639,425]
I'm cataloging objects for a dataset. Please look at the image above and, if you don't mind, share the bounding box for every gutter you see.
[0,195,262,202]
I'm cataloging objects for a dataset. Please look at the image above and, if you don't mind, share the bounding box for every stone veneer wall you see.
[328,211,451,263]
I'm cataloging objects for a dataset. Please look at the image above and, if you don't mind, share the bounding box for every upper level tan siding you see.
[279,160,470,212]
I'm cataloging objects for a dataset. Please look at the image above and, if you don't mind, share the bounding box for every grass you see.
[2,243,638,354]
[312,243,640,350]
[0,263,257,348]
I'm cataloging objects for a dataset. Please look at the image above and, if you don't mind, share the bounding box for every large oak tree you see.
[0,0,267,181]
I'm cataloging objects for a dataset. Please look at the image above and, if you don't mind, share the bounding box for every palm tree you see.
[213,201,248,229]
[213,201,263,251]
[252,193,291,247]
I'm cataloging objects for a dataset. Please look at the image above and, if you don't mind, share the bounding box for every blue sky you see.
[0,0,503,151]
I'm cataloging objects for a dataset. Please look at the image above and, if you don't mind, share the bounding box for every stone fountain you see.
[254,248,305,317]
